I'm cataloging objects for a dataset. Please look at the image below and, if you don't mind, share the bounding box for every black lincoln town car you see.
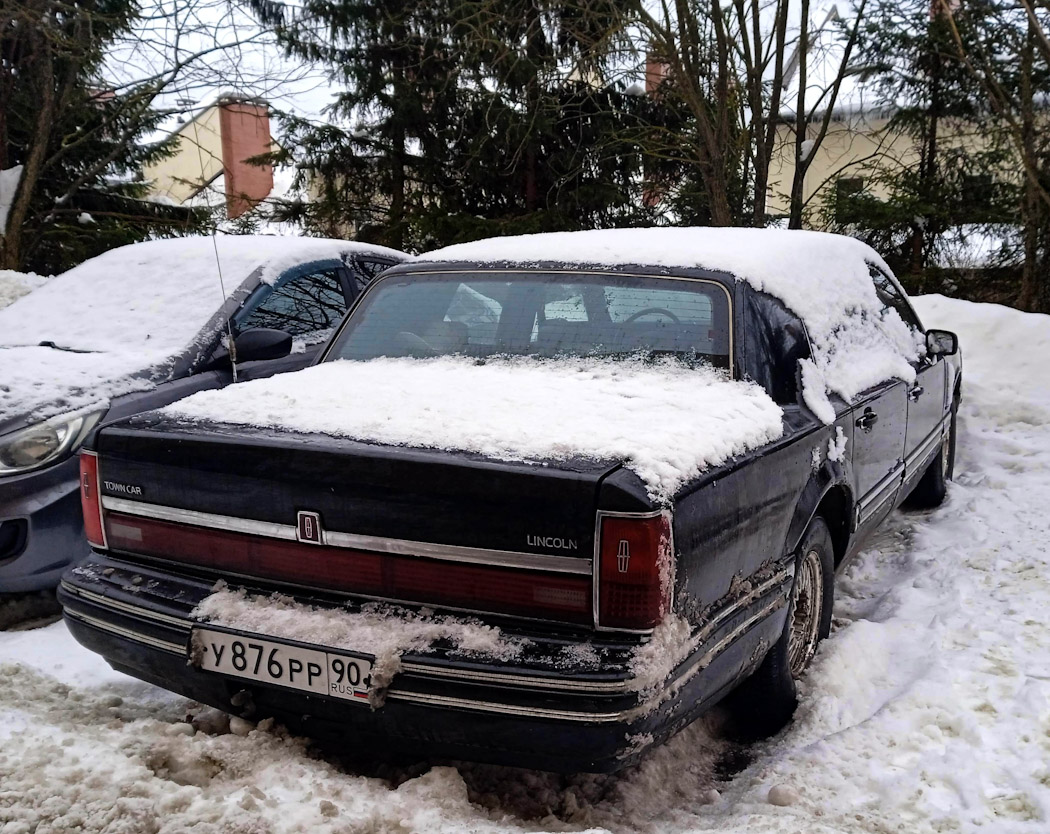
[59,229,961,773]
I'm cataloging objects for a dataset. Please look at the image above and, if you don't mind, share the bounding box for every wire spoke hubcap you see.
[788,548,824,678]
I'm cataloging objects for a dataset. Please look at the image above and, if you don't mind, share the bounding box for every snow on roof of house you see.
[0,235,405,424]
[777,3,893,124]
[420,227,923,422]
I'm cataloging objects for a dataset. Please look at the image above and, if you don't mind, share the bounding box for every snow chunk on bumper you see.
[192,586,529,691]
[163,355,785,501]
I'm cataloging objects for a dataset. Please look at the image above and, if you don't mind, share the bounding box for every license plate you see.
[190,627,373,704]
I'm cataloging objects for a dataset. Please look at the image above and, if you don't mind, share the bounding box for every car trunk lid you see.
[92,416,616,625]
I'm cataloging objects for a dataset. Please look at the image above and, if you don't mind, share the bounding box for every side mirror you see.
[926,329,958,357]
[233,328,293,363]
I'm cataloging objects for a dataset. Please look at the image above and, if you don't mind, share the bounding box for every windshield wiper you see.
[35,340,98,354]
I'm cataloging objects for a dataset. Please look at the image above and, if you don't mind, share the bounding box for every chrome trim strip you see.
[100,497,592,575]
[60,580,191,630]
[698,568,792,641]
[103,497,296,540]
[323,530,591,575]
[904,435,940,475]
[857,466,904,525]
[904,412,951,475]
[658,594,787,703]
[385,690,629,723]
[397,662,630,693]
[64,608,186,655]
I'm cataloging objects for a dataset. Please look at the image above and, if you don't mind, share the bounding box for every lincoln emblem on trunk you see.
[617,539,630,573]
[296,511,323,544]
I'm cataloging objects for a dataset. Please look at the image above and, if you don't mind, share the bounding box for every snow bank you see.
[192,585,529,693]
[422,228,924,423]
[0,236,402,423]
[0,269,48,310]
[164,355,786,500]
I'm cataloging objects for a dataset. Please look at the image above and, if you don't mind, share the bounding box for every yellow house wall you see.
[766,115,998,224]
[142,106,224,204]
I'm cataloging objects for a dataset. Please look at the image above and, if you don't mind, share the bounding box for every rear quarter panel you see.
[671,410,821,623]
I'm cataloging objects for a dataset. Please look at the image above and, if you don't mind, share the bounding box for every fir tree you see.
[829,0,1015,286]
[251,0,652,250]
[1,0,202,274]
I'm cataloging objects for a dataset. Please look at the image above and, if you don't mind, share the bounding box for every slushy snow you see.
[0,236,403,424]
[422,228,924,423]
[163,355,786,501]
[1,294,1050,833]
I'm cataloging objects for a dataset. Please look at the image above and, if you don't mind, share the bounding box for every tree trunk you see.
[909,20,942,276]
[388,20,408,251]
[1,45,54,270]
[788,0,810,229]
[1019,14,1043,312]
[752,0,789,227]
[523,0,543,213]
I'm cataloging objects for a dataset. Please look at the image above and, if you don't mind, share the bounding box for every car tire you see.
[904,400,957,509]
[721,517,835,742]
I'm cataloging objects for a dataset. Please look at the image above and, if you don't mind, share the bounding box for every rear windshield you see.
[326,271,731,368]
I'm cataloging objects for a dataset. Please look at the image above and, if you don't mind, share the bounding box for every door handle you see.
[908,386,924,402]
[855,409,879,432]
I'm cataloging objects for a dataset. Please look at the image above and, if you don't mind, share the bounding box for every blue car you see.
[0,235,407,591]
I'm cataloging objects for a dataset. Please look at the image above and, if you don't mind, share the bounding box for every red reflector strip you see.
[104,513,592,624]
[79,452,107,549]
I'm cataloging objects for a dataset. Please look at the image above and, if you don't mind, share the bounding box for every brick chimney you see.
[218,98,274,219]
[645,54,671,95]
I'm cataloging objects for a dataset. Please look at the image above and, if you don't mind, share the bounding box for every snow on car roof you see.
[164,355,786,502]
[0,235,405,423]
[421,228,923,422]
[0,236,401,354]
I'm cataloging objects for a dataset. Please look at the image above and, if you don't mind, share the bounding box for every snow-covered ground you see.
[0,269,48,310]
[2,294,1048,833]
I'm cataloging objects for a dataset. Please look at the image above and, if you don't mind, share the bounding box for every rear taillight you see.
[79,451,107,549]
[597,512,672,630]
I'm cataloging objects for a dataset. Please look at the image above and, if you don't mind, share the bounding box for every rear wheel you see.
[722,517,835,741]
[905,402,957,509]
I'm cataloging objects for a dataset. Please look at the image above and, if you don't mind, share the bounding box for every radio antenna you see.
[187,98,239,383]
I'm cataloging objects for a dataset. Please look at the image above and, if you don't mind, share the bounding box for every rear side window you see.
[744,290,811,405]
[869,265,922,332]
[235,266,349,343]
[349,258,398,293]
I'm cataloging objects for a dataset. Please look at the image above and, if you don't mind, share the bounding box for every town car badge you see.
[296,510,323,544]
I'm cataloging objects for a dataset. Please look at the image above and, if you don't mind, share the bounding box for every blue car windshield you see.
[325,271,731,369]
